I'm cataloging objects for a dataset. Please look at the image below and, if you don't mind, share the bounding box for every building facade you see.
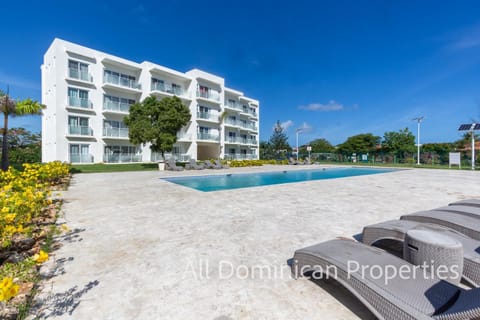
[41,39,259,164]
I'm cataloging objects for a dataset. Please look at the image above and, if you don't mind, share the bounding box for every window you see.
[152,78,164,91]
[199,126,209,133]
[104,69,137,88]
[69,144,91,163]
[68,87,89,108]
[68,60,89,81]
[198,105,209,113]
[68,116,90,135]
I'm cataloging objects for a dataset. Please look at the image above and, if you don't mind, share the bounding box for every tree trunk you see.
[1,110,9,171]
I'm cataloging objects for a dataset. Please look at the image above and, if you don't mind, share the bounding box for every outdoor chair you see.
[165,158,184,171]
[292,238,480,320]
[361,219,480,287]
[400,210,480,240]
[185,159,205,170]
[204,160,222,169]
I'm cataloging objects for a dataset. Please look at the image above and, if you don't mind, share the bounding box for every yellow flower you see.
[33,250,49,264]
[60,224,70,233]
[4,213,16,223]
[0,277,19,302]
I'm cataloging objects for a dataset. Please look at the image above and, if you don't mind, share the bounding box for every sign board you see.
[306,146,312,152]
[449,152,461,168]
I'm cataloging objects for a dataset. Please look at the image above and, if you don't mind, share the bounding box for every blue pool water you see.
[162,167,397,192]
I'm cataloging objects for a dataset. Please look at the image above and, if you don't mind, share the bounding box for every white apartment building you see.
[41,38,259,164]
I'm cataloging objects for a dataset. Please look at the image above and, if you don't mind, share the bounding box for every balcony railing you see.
[197,111,217,121]
[247,138,258,145]
[103,100,131,113]
[177,133,192,141]
[224,154,256,160]
[224,119,240,127]
[225,101,242,111]
[151,153,190,162]
[151,82,184,96]
[103,154,142,163]
[68,125,93,136]
[68,96,92,109]
[196,89,220,102]
[69,153,93,163]
[103,127,129,138]
[68,68,92,82]
[104,74,141,90]
[197,132,219,141]
[225,137,246,144]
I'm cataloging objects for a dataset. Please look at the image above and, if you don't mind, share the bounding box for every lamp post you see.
[413,116,424,165]
[471,124,476,171]
[295,128,303,161]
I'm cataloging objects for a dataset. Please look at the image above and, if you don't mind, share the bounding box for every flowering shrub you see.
[0,162,70,248]
[227,160,277,167]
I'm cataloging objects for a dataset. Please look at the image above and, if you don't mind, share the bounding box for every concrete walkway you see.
[32,165,480,319]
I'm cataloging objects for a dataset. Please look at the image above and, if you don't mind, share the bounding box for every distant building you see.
[41,39,259,164]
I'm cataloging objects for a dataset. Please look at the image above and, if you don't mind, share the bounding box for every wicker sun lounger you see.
[204,160,222,169]
[165,159,184,171]
[362,219,480,287]
[185,159,205,170]
[449,199,480,208]
[432,205,480,220]
[400,210,480,240]
[292,239,480,320]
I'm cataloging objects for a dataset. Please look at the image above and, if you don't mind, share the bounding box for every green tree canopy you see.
[381,128,416,158]
[0,90,44,170]
[0,127,41,165]
[303,138,335,153]
[337,133,380,154]
[123,96,191,159]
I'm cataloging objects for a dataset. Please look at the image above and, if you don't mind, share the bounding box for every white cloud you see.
[298,100,344,112]
[279,120,294,131]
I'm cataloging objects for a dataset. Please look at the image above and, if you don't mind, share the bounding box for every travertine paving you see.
[32,165,480,319]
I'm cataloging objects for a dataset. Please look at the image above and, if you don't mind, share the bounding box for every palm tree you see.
[0,89,45,171]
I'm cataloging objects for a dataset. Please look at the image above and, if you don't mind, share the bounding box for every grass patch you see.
[70,163,158,173]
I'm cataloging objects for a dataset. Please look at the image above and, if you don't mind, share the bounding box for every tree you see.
[0,128,41,165]
[337,133,380,155]
[0,90,44,171]
[123,96,191,159]
[269,121,291,156]
[381,128,416,159]
[302,138,335,153]
[259,141,274,160]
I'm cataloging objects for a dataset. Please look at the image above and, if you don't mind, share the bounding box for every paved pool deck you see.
[32,165,480,319]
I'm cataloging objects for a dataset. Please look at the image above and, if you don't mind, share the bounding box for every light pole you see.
[471,125,476,171]
[295,128,303,161]
[413,116,424,165]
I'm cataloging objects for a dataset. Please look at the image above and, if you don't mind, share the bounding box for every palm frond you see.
[14,98,45,116]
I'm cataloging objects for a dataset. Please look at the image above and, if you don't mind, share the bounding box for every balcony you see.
[196,89,220,102]
[103,127,129,139]
[103,101,131,113]
[225,136,246,144]
[176,133,192,141]
[68,96,92,109]
[103,74,141,90]
[151,82,187,98]
[103,153,142,163]
[68,125,93,136]
[224,154,256,160]
[197,111,218,122]
[197,132,219,142]
[151,152,190,162]
[224,101,242,112]
[224,119,241,127]
[241,122,258,131]
[69,153,93,163]
[68,68,92,82]
[247,138,258,145]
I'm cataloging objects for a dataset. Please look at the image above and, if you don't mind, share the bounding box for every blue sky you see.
[1,0,480,146]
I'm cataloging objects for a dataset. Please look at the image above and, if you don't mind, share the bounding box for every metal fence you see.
[294,151,479,168]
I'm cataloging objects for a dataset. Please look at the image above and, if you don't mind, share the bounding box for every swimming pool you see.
[162,167,397,192]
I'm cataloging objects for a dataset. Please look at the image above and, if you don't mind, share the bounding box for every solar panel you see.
[475,123,480,130]
[458,124,473,131]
